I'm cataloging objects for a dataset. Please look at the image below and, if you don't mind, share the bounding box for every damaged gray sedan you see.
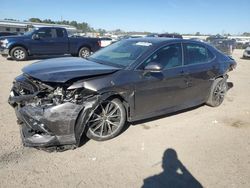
[8,38,236,149]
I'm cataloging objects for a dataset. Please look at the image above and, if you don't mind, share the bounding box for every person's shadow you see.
[142,149,203,188]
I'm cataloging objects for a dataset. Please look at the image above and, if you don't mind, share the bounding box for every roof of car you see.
[34,27,67,30]
[126,37,200,45]
[128,37,177,42]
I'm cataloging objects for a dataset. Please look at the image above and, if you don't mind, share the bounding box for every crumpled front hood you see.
[22,57,121,83]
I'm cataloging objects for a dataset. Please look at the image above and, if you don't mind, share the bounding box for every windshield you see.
[89,40,153,67]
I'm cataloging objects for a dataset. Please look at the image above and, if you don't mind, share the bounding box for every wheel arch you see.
[74,92,131,146]
[9,44,29,55]
[104,94,130,120]
[214,74,228,81]
[209,74,228,94]
[78,45,92,54]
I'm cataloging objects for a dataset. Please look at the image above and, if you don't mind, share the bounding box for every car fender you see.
[8,42,30,55]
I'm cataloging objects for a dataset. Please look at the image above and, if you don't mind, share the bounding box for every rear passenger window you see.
[184,43,214,65]
[207,48,215,61]
[56,29,64,38]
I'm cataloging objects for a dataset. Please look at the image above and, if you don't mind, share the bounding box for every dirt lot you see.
[0,50,249,188]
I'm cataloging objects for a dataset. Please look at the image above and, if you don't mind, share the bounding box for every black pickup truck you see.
[0,27,101,60]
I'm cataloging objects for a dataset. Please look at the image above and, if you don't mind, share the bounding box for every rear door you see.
[51,28,68,54]
[181,42,216,103]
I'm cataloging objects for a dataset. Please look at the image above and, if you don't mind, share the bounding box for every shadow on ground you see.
[142,148,203,188]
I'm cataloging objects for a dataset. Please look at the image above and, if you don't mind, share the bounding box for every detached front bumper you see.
[17,106,58,147]
[8,74,102,149]
[20,122,58,147]
[10,102,83,148]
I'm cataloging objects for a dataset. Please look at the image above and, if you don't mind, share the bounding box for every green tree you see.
[70,21,78,28]
[29,18,42,23]
[242,32,250,36]
[97,28,106,35]
[43,19,55,24]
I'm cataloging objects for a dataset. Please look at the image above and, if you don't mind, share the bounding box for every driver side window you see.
[36,28,52,38]
[141,43,182,70]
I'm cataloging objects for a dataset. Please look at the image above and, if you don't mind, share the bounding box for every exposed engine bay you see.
[8,74,101,150]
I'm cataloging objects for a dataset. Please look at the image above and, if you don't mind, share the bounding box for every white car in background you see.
[236,38,250,45]
[243,46,250,59]
[99,38,112,47]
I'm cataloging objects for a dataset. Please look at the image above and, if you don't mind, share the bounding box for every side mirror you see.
[32,34,40,40]
[144,62,163,73]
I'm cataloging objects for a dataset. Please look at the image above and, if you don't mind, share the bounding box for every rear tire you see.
[78,47,91,58]
[206,78,228,107]
[86,98,126,141]
[10,46,28,61]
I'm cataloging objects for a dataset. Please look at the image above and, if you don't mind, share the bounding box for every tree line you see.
[28,18,96,33]
[27,18,152,35]
[4,18,250,36]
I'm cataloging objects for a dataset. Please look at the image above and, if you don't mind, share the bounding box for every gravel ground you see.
[0,50,249,188]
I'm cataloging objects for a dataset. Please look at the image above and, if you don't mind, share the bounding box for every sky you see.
[0,0,249,34]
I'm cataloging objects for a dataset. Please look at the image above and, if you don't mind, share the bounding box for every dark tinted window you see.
[184,43,214,65]
[207,48,215,60]
[142,43,182,69]
[37,28,52,38]
[56,29,64,38]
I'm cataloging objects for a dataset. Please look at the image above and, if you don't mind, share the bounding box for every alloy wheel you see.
[13,49,25,60]
[88,101,122,138]
[213,81,227,106]
[80,49,90,58]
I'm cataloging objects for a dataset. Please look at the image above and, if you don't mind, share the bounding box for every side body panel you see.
[68,37,101,54]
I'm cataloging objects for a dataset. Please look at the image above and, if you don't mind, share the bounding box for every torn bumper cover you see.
[9,93,100,148]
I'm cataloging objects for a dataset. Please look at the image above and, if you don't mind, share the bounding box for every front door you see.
[134,43,188,119]
[29,28,68,55]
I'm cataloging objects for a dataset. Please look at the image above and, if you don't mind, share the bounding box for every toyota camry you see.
[8,38,236,150]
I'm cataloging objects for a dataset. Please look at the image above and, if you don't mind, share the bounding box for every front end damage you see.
[8,74,101,149]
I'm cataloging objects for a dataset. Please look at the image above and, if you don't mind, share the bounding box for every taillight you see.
[229,61,237,71]
[231,63,236,70]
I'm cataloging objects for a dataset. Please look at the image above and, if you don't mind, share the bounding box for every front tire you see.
[86,98,126,141]
[10,46,28,61]
[78,47,91,58]
[206,78,228,107]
